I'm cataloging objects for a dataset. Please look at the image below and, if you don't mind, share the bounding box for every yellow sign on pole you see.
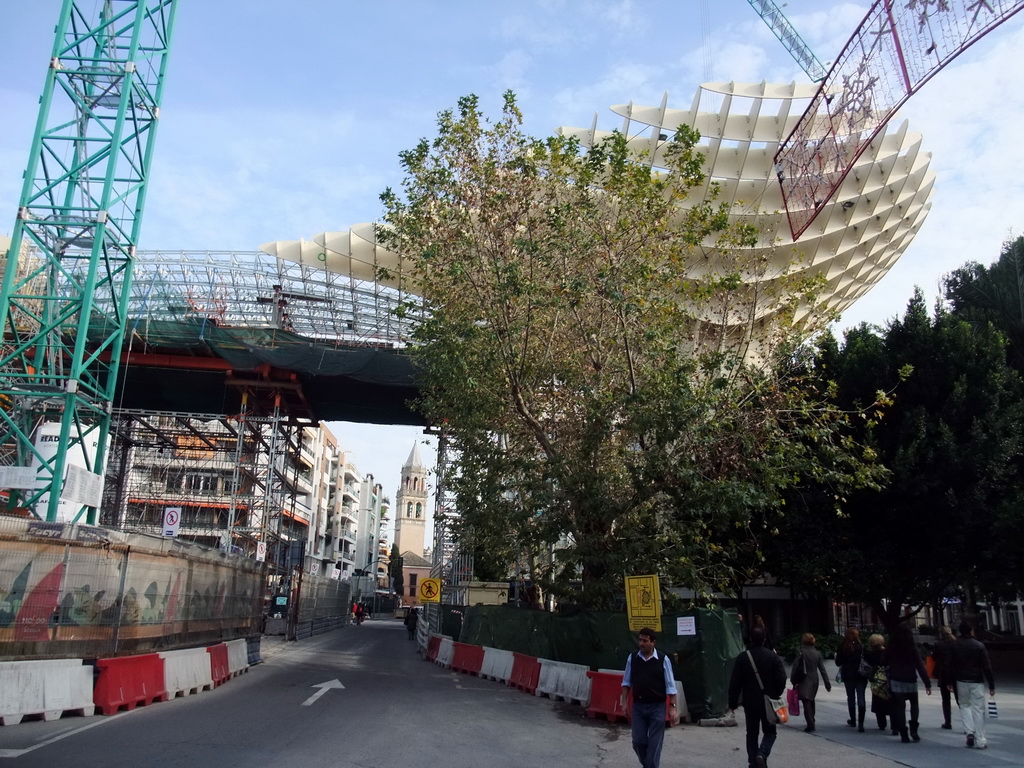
[418,578,442,603]
[625,574,662,632]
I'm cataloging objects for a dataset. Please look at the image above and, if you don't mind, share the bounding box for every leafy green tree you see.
[945,236,1024,371]
[379,92,878,609]
[769,290,1024,628]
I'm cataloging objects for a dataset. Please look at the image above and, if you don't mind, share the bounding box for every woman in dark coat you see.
[887,622,932,742]
[863,633,891,731]
[835,627,868,731]
[791,632,831,732]
[404,606,419,640]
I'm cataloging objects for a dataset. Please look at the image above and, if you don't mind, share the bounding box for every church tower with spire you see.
[394,442,428,560]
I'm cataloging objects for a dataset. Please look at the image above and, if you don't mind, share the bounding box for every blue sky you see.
[3,1,1024,530]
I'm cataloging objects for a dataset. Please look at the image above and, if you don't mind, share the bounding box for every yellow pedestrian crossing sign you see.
[418,578,441,603]
[625,574,662,632]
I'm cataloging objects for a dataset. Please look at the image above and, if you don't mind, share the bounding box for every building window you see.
[415,503,421,518]
[187,472,219,494]
[407,502,413,517]
[165,471,185,492]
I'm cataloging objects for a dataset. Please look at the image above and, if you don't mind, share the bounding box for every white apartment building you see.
[354,473,388,586]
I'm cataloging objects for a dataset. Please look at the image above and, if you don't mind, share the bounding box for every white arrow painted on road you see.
[301,679,345,706]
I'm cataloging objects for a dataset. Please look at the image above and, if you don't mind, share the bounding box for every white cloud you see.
[490,49,535,97]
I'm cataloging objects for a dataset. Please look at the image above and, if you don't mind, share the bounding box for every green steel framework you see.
[0,0,177,523]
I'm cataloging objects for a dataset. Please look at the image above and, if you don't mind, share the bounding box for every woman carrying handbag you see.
[792,632,831,732]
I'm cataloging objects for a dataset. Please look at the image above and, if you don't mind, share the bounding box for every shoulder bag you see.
[747,650,788,724]
[869,664,891,700]
[857,654,873,678]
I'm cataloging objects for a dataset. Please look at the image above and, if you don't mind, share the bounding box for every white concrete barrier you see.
[480,647,515,683]
[535,659,592,705]
[435,637,454,669]
[159,647,215,698]
[674,681,689,723]
[224,638,249,677]
[0,658,95,725]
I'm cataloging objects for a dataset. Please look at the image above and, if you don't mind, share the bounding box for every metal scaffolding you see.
[430,429,472,607]
[101,407,306,566]
[117,249,420,348]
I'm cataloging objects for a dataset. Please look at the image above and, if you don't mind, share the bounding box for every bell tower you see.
[394,442,428,559]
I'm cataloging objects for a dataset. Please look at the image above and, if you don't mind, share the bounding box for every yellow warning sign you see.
[625,574,662,632]
[418,578,442,603]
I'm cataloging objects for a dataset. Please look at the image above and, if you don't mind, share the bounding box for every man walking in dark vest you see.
[619,627,678,768]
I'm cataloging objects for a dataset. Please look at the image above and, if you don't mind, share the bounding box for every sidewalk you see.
[657,672,1024,768]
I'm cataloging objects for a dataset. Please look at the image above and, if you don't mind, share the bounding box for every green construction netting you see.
[459,605,745,719]
[86,318,426,424]
[112,318,417,383]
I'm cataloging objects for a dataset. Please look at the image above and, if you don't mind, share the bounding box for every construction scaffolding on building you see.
[101,408,306,568]
[430,430,472,606]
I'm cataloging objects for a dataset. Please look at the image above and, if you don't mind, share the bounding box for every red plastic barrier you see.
[586,670,628,723]
[206,643,230,687]
[425,635,441,663]
[593,684,679,729]
[450,642,484,676]
[610,686,680,727]
[93,653,168,716]
[509,652,541,694]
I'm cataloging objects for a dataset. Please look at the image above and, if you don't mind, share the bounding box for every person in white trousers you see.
[948,620,996,750]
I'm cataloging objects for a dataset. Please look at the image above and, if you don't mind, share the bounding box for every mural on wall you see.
[0,524,262,650]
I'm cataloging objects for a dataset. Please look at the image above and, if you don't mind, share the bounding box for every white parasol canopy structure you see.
[262,81,934,335]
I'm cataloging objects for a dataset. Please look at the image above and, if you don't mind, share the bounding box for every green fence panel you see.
[459,604,743,719]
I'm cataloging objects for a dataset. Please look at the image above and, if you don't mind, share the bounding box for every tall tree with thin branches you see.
[379,92,880,608]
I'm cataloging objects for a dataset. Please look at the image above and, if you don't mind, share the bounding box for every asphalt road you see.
[1,620,1022,767]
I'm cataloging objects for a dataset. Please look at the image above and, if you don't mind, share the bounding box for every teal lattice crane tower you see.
[746,0,827,82]
[0,0,177,523]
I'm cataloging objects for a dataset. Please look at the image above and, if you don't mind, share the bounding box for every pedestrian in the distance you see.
[835,627,868,731]
[791,632,831,732]
[949,620,996,749]
[619,627,678,768]
[886,622,931,742]
[404,606,419,640]
[753,615,774,652]
[728,627,787,768]
[737,612,751,648]
[933,625,959,730]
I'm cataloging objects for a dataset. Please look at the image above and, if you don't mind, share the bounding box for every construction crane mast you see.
[0,0,178,523]
[746,0,828,82]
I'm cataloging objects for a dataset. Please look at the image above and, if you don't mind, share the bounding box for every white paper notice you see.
[677,616,696,636]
